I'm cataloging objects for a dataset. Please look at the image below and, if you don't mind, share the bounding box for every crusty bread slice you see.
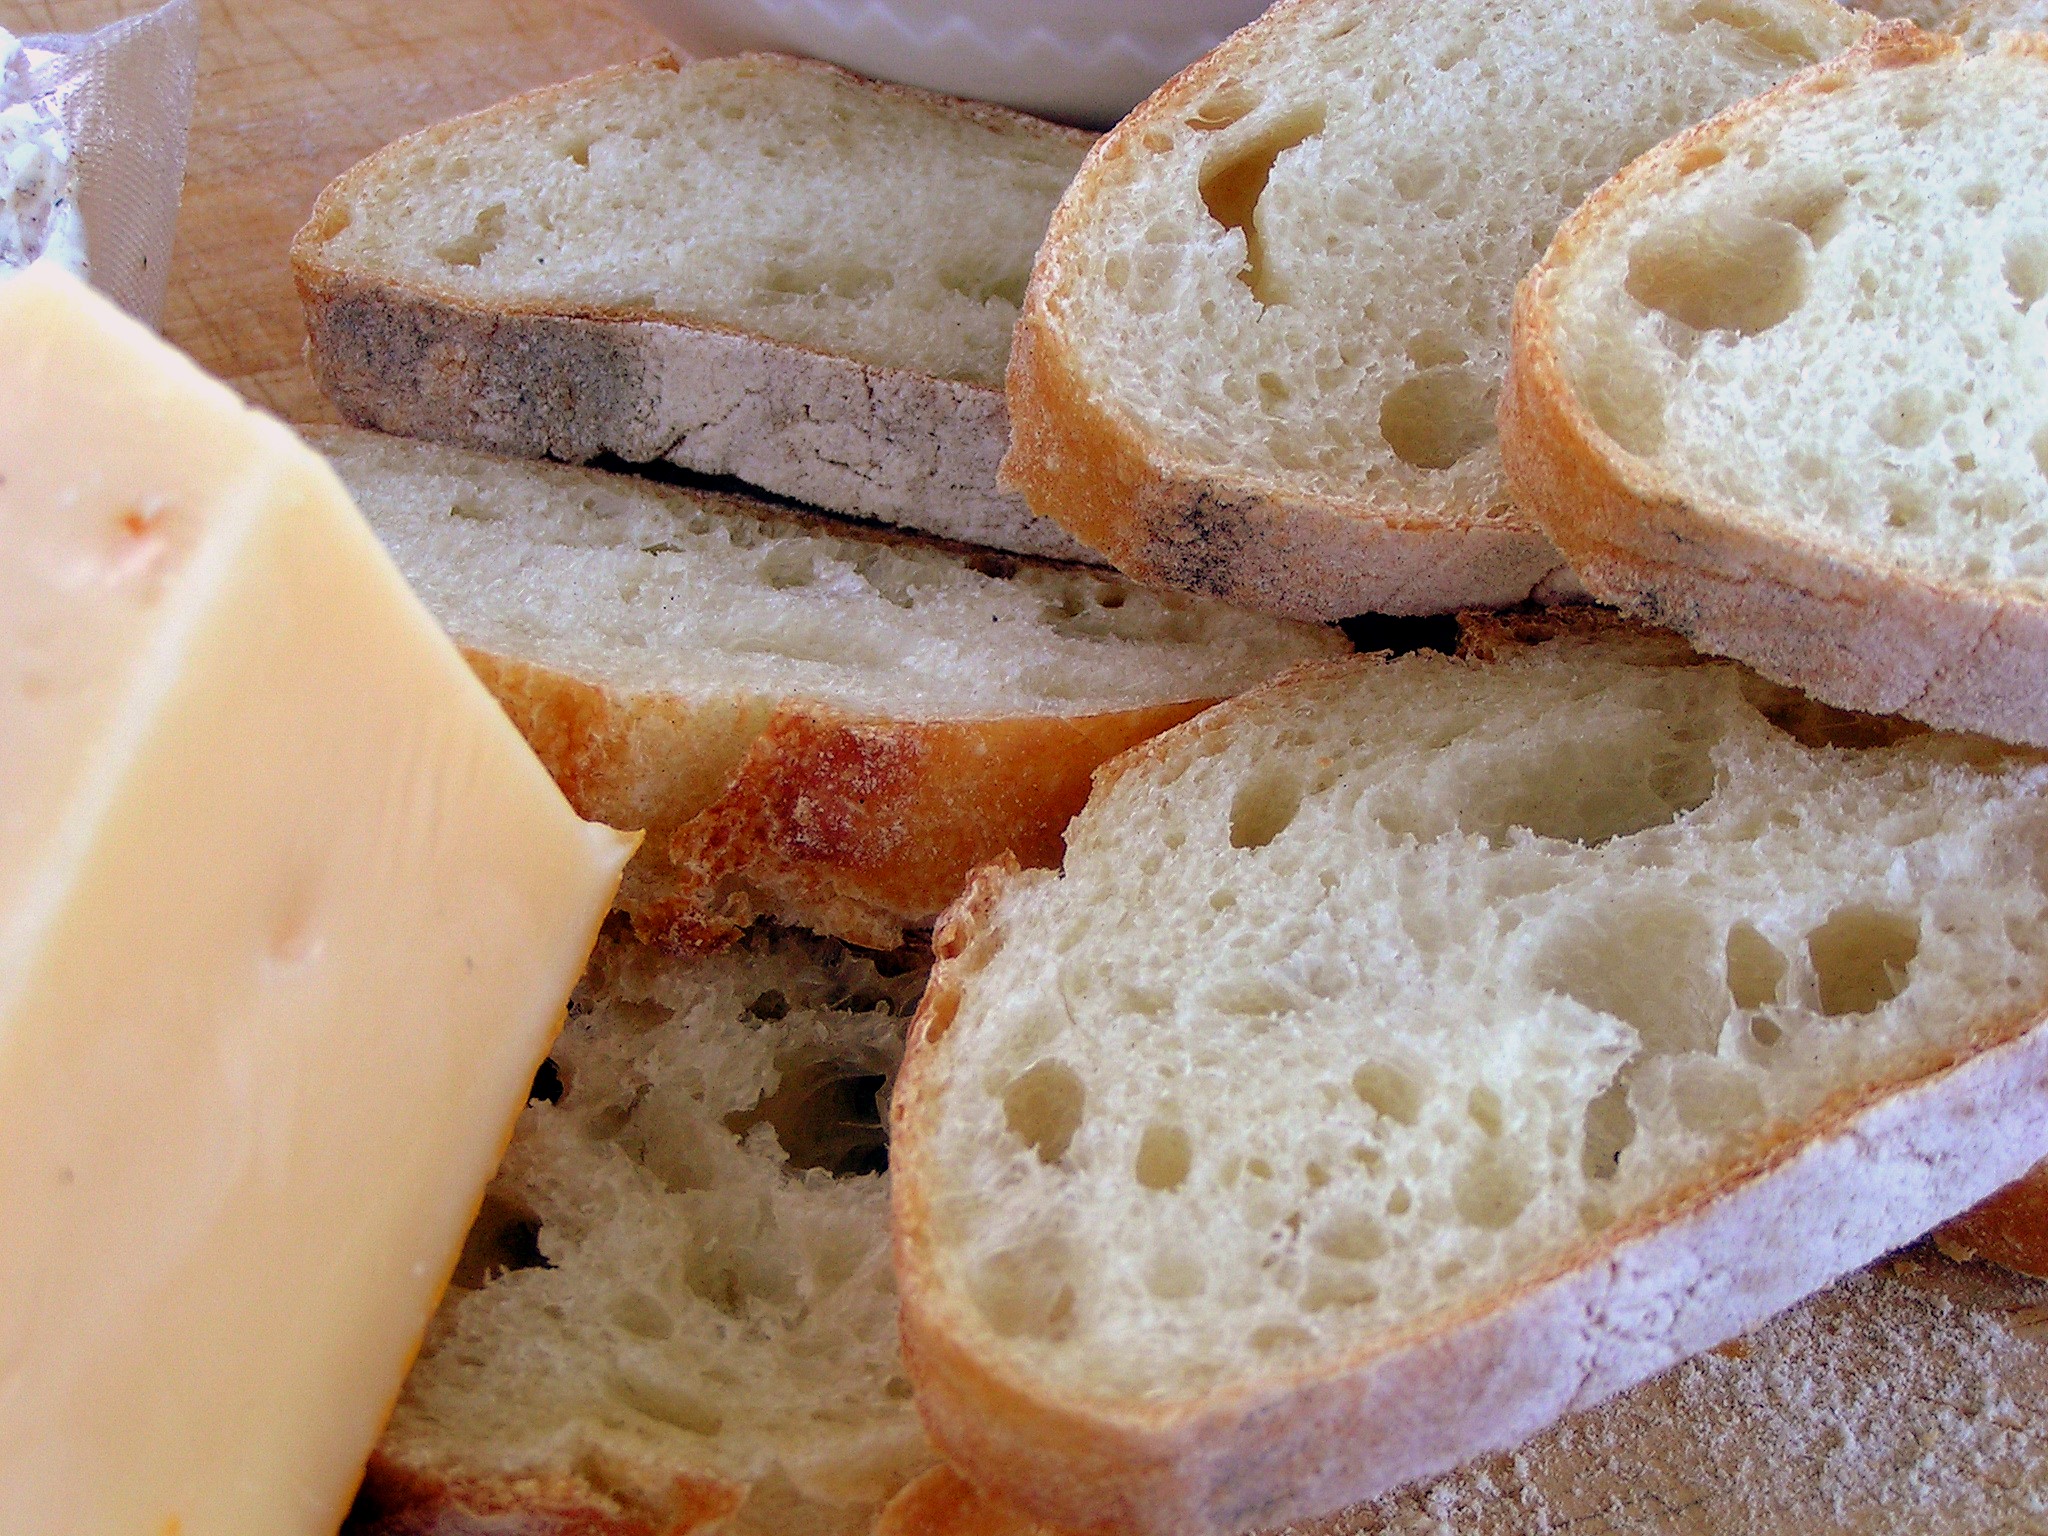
[318,429,1340,953]
[348,925,936,1536]
[292,53,1094,561]
[1935,1169,2048,1278]
[1000,0,1868,619]
[891,611,2048,1536]
[1503,27,2048,745]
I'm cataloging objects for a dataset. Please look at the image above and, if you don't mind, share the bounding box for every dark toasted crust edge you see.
[1936,1162,2048,1279]
[1500,25,2048,747]
[890,635,2048,1536]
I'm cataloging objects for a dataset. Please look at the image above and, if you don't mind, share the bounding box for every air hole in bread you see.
[1313,1211,1388,1264]
[1676,0,1824,66]
[1229,770,1304,850]
[1466,1084,1504,1136]
[2030,425,2048,482]
[1758,181,1848,247]
[1379,366,1496,470]
[1303,1263,1380,1312]
[448,1191,548,1289]
[1581,1079,1635,1181]
[1536,903,1721,1053]
[760,256,894,302]
[1725,922,1788,1010]
[1669,1057,1767,1135]
[1198,104,1327,306]
[1807,906,1919,1016]
[608,1289,675,1341]
[557,132,595,168]
[433,203,507,267]
[447,498,499,523]
[1454,1148,1532,1229]
[1737,676,1929,750]
[1573,340,1668,456]
[1457,724,1717,847]
[1251,1323,1314,1354]
[1873,387,1941,451]
[725,1052,890,1177]
[1003,1060,1086,1163]
[609,1370,725,1436]
[2005,231,2048,309]
[1625,206,1809,336]
[974,1240,1077,1339]
[1186,81,1258,132]
[530,1057,564,1104]
[1146,1251,1206,1299]
[1885,487,1932,534]
[1135,1123,1194,1190]
[938,258,1029,309]
[1353,1060,1424,1124]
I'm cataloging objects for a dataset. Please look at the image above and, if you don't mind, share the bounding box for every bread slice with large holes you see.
[890,608,2048,1536]
[999,0,1868,619]
[293,53,1094,561]
[347,924,940,1536]
[317,428,1341,953]
[1503,26,2048,745]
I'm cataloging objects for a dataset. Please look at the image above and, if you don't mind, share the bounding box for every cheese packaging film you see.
[0,266,636,1536]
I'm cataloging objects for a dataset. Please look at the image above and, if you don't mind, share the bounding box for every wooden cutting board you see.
[6,1,2046,1530]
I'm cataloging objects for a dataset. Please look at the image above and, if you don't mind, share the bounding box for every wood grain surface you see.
[3,1,2045,1531]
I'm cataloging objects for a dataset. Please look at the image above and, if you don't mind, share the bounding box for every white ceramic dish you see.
[618,0,1270,126]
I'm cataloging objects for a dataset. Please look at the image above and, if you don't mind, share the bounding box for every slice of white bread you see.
[1000,0,1868,619]
[1944,0,2048,46]
[1503,27,2048,745]
[883,1249,2048,1535]
[890,609,2048,1536]
[348,925,937,1536]
[292,54,1094,561]
[317,428,1343,953]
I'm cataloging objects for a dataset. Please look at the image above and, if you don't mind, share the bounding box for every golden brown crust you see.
[1500,24,2048,746]
[470,647,1209,953]
[346,1451,743,1535]
[1935,1162,2048,1279]
[873,1466,1056,1536]
[999,0,1599,620]
[890,629,2048,1536]
[291,56,1097,562]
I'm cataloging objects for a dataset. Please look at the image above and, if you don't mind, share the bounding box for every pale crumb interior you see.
[382,929,933,1536]
[1553,49,2048,592]
[321,430,1342,718]
[1051,0,1861,522]
[916,636,2048,1402]
[1946,0,2048,46]
[311,56,1087,387]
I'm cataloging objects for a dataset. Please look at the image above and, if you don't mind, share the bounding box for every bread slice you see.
[317,428,1341,953]
[1943,0,2048,46]
[292,53,1094,562]
[890,610,2048,1536]
[348,924,937,1536]
[1503,27,2048,745]
[1000,0,1868,620]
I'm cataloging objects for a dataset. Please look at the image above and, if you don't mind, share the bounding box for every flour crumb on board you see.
[1303,1251,2048,1535]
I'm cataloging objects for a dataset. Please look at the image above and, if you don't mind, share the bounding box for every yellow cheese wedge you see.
[0,267,637,1536]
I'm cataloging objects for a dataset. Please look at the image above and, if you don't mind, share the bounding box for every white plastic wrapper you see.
[7,0,198,327]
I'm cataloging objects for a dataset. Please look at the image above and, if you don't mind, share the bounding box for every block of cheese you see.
[0,266,636,1536]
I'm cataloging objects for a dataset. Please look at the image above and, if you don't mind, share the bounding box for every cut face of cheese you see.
[0,266,635,1536]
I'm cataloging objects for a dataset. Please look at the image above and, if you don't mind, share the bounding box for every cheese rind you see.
[0,266,635,1536]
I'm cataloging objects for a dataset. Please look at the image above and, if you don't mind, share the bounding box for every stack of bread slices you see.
[295,4,2048,1533]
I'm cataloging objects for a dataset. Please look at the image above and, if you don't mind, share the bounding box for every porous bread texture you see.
[353,927,935,1536]
[1002,0,1866,618]
[1503,30,2048,743]
[1943,0,2048,48]
[293,54,1095,560]
[306,53,1084,387]
[893,621,2048,1535]
[1850,0,1965,29]
[321,428,1342,951]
